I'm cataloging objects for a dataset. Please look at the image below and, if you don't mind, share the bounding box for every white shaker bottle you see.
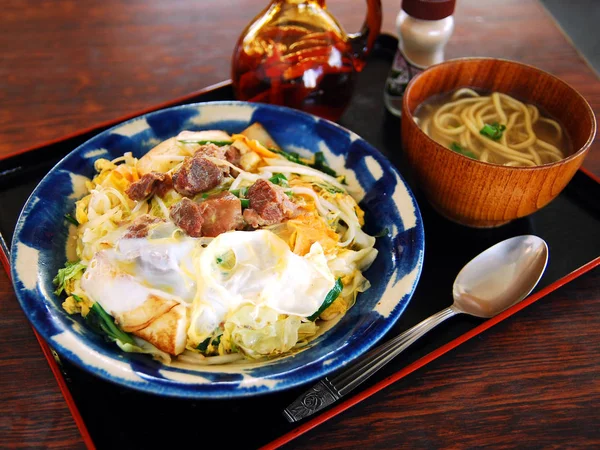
[384,0,455,117]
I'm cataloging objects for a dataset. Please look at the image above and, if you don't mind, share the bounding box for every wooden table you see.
[1,1,598,448]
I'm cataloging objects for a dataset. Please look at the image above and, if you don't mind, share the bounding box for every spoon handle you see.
[283,306,459,423]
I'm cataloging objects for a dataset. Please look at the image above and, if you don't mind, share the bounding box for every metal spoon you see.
[283,235,549,423]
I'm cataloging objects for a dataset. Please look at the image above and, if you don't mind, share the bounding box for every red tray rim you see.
[2,77,600,450]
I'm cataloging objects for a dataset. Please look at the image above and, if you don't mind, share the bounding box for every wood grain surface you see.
[1,0,598,449]
[1,0,599,175]
[0,273,87,450]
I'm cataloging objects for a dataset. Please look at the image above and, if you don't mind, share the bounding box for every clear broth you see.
[413,89,572,166]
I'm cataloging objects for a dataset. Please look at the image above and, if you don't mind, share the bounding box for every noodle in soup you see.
[413,88,570,167]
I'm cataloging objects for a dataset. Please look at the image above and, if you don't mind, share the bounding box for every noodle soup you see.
[413,88,571,167]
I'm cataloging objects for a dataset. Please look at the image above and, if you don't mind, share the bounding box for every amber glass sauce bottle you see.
[232,0,382,122]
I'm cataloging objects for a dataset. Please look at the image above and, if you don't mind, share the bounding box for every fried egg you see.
[188,229,335,343]
[80,236,200,354]
[80,229,335,354]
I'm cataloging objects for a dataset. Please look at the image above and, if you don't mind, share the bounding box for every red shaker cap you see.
[402,0,456,21]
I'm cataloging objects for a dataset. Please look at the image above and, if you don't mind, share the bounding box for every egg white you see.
[80,227,335,353]
[80,236,199,314]
[188,229,335,341]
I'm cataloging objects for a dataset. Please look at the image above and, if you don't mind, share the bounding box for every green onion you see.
[450,142,477,159]
[310,152,338,177]
[215,250,236,270]
[197,337,211,352]
[230,187,248,198]
[196,334,222,354]
[64,213,79,226]
[72,294,83,303]
[86,303,136,346]
[240,199,250,208]
[479,122,506,141]
[200,186,231,200]
[271,148,339,178]
[270,148,304,164]
[178,140,233,146]
[308,278,343,321]
[269,173,288,187]
[318,182,345,194]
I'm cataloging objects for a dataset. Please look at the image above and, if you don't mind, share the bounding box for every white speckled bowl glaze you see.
[10,101,424,398]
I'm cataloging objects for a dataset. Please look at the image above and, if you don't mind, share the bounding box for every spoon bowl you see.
[453,235,549,318]
[284,234,549,423]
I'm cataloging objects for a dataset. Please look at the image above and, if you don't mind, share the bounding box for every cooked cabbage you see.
[56,123,379,364]
[222,305,318,359]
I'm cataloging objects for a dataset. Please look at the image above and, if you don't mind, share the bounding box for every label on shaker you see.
[384,49,423,117]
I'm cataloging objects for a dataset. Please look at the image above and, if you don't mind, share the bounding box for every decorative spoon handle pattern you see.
[283,307,458,422]
[282,378,341,423]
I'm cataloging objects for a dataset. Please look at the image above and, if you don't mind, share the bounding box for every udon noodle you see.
[413,88,569,167]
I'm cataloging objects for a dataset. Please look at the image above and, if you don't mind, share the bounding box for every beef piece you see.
[243,179,297,227]
[195,143,227,160]
[126,172,172,200]
[242,208,267,228]
[194,143,230,177]
[224,145,242,167]
[169,198,204,237]
[169,193,244,238]
[172,155,224,197]
[126,174,156,200]
[154,173,173,198]
[197,192,244,237]
[123,215,164,239]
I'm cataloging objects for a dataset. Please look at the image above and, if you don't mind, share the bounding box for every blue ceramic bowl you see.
[10,101,424,398]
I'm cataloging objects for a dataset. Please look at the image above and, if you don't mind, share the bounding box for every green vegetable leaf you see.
[479,122,506,141]
[178,140,233,146]
[196,337,211,352]
[450,142,477,159]
[310,152,338,177]
[308,278,344,321]
[215,250,236,270]
[271,148,304,164]
[64,213,79,226]
[318,182,345,194]
[53,261,86,296]
[198,185,228,200]
[86,302,136,346]
[269,173,288,187]
[229,187,248,198]
[196,334,222,354]
[271,148,339,178]
[240,198,250,208]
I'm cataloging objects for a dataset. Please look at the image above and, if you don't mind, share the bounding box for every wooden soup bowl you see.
[401,58,596,228]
